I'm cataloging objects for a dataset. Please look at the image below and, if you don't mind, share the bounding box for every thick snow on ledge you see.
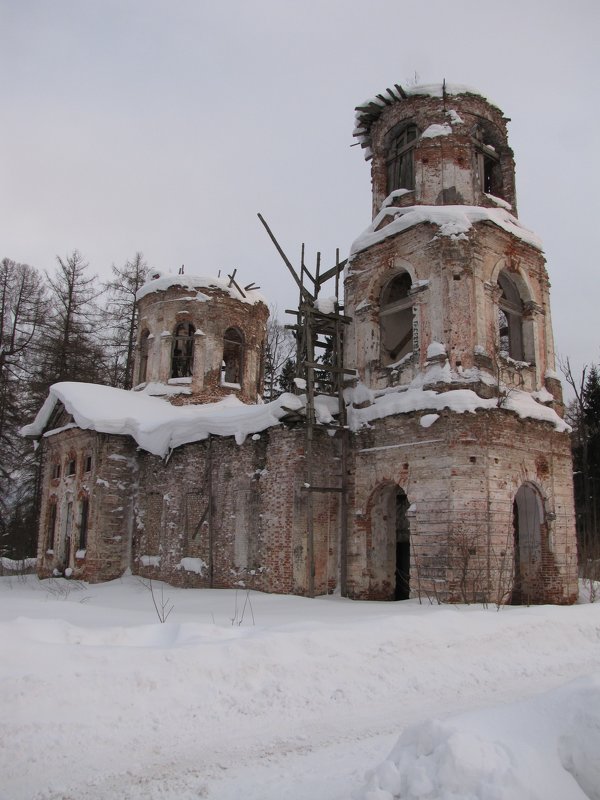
[136,271,267,305]
[348,382,569,434]
[350,203,543,256]
[21,383,302,457]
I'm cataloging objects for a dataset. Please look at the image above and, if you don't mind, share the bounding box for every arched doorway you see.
[369,484,411,600]
[512,483,544,604]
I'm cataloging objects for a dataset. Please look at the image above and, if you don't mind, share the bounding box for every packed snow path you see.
[1,576,599,799]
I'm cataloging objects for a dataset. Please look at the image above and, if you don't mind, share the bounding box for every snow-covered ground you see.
[1,575,599,800]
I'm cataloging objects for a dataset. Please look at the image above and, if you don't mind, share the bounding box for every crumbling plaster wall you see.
[37,427,136,582]
[135,284,268,404]
[346,410,577,604]
[366,92,516,217]
[133,426,341,595]
[345,222,558,401]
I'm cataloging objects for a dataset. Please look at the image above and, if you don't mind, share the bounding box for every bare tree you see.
[0,258,47,557]
[103,253,149,389]
[263,307,295,401]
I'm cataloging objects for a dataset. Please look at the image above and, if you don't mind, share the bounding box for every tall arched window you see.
[138,330,150,384]
[222,328,244,385]
[79,495,89,550]
[475,124,504,199]
[46,498,58,551]
[386,124,419,194]
[497,272,524,360]
[512,483,544,604]
[171,322,195,378]
[380,273,414,365]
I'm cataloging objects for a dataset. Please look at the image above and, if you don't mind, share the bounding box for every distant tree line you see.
[0,251,149,561]
[562,358,600,578]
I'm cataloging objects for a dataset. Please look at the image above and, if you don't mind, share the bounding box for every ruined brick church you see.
[25,83,578,604]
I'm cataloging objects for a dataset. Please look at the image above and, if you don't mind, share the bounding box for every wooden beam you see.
[318,259,348,286]
[304,361,356,375]
[257,213,314,301]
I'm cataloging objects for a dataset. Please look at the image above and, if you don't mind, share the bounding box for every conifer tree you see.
[33,250,107,400]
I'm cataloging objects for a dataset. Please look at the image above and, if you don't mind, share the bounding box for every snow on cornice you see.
[348,385,569,434]
[350,203,543,257]
[353,82,502,160]
[20,383,302,457]
[136,272,267,305]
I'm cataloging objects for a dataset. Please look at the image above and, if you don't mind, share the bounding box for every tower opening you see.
[171,322,195,378]
[222,327,244,385]
[498,271,524,361]
[138,330,150,384]
[380,272,414,365]
[386,123,418,194]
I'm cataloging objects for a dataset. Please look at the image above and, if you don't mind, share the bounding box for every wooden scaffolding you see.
[258,214,353,595]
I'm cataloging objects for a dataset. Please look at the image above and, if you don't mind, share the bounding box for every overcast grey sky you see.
[2,0,598,381]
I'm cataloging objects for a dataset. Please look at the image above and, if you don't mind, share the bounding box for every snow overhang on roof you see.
[136,272,267,306]
[20,372,568,462]
[353,82,502,161]
[20,382,303,458]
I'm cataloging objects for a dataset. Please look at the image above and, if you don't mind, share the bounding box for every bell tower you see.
[344,83,562,407]
[343,83,577,605]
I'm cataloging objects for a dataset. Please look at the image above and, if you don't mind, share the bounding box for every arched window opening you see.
[47,500,58,551]
[79,496,89,550]
[222,327,244,386]
[475,125,504,199]
[386,124,419,194]
[380,273,414,366]
[59,499,74,566]
[171,322,195,378]
[138,330,150,384]
[497,272,524,360]
[512,483,544,605]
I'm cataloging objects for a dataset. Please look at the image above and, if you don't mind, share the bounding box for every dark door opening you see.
[395,489,410,600]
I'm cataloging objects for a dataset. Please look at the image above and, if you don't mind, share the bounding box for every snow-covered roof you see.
[353,82,501,160]
[21,369,568,460]
[136,271,267,305]
[21,383,303,457]
[350,203,543,256]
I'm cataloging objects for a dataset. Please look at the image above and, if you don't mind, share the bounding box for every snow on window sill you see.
[75,549,87,559]
[168,377,192,385]
[221,380,241,390]
[140,555,161,567]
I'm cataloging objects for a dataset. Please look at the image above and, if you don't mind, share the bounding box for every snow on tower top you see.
[136,271,267,305]
[353,82,503,160]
